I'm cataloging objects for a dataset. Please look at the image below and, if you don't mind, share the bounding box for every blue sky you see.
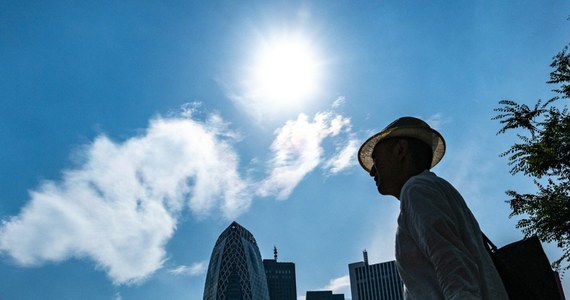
[1,1,569,299]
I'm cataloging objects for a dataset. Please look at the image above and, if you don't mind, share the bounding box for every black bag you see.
[483,234,564,300]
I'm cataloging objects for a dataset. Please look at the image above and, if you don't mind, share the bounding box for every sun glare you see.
[246,32,323,118]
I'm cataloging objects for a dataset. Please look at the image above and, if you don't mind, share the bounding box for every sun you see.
[253,34,320,102]
[242,31,323,120]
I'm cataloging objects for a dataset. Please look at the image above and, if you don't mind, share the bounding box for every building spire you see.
[274,246,278,261]
[363,249,368,265]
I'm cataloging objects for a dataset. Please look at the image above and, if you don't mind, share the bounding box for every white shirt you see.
[396,171,508,300]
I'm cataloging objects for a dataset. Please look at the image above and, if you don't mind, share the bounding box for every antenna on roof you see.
[363,249,369,265]
[274,246,278,261]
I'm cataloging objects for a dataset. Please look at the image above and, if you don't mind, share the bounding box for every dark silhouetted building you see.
[305,290,345,300]
[263,247,297,300]
[203,221,270,300]
[348,251,404,300]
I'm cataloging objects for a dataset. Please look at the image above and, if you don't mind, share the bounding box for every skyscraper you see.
[263,247,297,300]
[348,251,404,300]
[203,221,270,300]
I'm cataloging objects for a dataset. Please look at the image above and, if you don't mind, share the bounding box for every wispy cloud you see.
[0,112,250,284]
[323,274,351,293]
[368,216,399,264]
[297,274,351,300]
[323,138,359,174]
[425,113,448,130]
[332,96,345,109]
[168,261,208,276]
[257,111,357,199]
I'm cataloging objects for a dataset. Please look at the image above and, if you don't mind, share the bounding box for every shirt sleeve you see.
[401,179,483,300]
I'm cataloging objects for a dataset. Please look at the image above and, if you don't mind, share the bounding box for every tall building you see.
[203,221,270,300]
[263,247,297,300]
[348,251,404,300]
[305,291,345,300]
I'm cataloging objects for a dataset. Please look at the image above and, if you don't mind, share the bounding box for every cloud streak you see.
[257,111,357,200]
[323,274,351,293]
[297,274,351,300]
[0,113,250,284]
[168,261,208,276]
[323,138,359,175]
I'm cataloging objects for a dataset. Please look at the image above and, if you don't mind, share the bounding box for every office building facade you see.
[203,221,270,300]
[348,251,404,300]
[263,247,297,300]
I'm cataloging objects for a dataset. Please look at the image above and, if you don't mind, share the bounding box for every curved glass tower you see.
[203,221,270,300]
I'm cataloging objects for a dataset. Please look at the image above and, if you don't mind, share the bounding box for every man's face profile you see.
[369,139,398,196]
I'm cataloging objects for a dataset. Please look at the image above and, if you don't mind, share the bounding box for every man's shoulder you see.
[402,170,452,194]
[406,170,440,185]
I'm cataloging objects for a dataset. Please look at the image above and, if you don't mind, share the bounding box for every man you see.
[357,116,508,300]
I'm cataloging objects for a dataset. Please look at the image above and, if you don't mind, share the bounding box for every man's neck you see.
[393,167,429,200]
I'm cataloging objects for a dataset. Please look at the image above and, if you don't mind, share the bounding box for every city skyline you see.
[1,1,569,299]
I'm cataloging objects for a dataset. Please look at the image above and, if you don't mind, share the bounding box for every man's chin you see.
[377,185,395,197]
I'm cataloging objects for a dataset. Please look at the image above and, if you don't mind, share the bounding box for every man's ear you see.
[394,139,409,160]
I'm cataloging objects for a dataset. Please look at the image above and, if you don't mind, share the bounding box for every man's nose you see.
[369,165,376,177]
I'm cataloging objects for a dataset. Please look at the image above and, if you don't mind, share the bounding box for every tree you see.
[493,44,570,272]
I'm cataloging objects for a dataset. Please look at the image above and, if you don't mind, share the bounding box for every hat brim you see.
[357,126,446,172]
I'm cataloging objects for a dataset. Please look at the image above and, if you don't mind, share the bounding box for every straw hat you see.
[358,116,446,172]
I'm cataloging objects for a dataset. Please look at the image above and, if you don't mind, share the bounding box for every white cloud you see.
[0,105,360,286]
[323,138,359,174]
[323,274,351,294]
[332,96,345,109]
[0,114,250,284]
[298,275,351,300]
[169,261,208,276]
[425,113,448,130]
[257,111,354,200]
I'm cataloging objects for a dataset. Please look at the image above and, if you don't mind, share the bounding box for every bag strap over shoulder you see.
[482,232,498,252]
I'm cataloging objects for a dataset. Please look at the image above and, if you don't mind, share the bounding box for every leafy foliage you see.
[493,44,570,271]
